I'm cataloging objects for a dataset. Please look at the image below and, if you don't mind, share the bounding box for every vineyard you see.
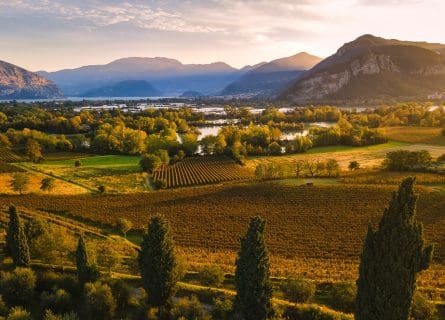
[152,156,253,188]
[0,182,444,293]
[0,148,24,173]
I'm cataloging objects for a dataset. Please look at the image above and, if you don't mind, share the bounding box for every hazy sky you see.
[0,0,444,71]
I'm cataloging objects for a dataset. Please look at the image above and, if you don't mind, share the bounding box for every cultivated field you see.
[381,126,445,145]
[247,142,445,171]
[1,182,444,294]
[153,156,253,188]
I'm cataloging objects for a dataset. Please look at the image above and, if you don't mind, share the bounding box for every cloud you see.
[0,0,221,33]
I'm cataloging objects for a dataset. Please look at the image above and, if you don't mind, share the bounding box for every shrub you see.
[268,142,282,155]
[383,150,432,171]
[198,266,225,287]
[84,282,116,320]
[97,185,106,194]
[437,154,445,162]
[6,306,32,320]
[139,154,162,173]
[211,298,233,320]
[282,305,349,320]
[170,295,204,320]
[0,268,36,308]
[281,278,316,303]
[43,310,79,320]
[40,288,73,315]
[328,282,356,313]
[152,179,167,190]
[410,292,438,320]
[74,160,81,167]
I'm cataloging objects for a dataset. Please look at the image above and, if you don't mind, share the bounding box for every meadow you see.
[381,126,445,145]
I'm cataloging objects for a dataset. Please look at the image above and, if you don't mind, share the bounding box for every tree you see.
[234,216,273,320]
[25,139,42,162]
[76,236,99,288]
[96,244,120,274]
[40,177,55,193]
[138,215,178,319]
[295,160,305,178]
[348,161,360,171]
[116,218,132,239]
[139,154,162,173]
[326,159,340,177]
[10,173,30,195]
[5,206,30,267]
[355,177,434,320]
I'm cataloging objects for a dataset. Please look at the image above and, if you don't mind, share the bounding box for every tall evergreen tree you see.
[138,215,178,319]
[5,205,30,267]
[355,177,434,320]
[234,216,273,320]
[76,235,99,287]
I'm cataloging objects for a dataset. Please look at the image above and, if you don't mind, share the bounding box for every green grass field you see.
[20,154,146,193]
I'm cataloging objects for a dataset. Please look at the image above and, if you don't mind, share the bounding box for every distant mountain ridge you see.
[38,57,241,96]
[282,34,445,101]
[0,60,62,99]
[82,80,162,97]
[221,52,322,97]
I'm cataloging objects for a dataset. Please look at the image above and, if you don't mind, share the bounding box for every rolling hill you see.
[281,34,445,101]
[81,80,162,97]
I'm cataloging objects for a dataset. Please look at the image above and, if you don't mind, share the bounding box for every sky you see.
[0,0,444,72]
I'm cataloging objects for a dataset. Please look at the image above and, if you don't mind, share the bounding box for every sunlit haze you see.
[0,0,444,71]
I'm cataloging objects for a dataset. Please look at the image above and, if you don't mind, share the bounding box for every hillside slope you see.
[282,35,445,101]
[0,60,63,99]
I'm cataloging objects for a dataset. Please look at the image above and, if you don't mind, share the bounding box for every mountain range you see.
[0,60,62,100]
[281,34,445,101]
[37,58,241,97]
[2,34,445,101]
[220,52,322,97]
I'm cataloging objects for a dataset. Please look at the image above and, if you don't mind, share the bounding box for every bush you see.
[328,282,356,313]
[170,295,204,320]
[211,298,233,320]
[6,306,32,320]
[281,278,316,303]
[97,185,106,194]
[383,150,432,171]
[139,154,162,173]
[40,288,74,315]
[0,268,36,308]
[43,310,79,320]
[198,266,225,287]
[84,282,116,320]
[74,160,81,167]
[410,292,438,320]
[437,154,445,162]
[282,305,349,320]
[268,142,282,155]
[152,179,167,190]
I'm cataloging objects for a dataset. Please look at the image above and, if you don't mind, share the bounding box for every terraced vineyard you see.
[152,156,253,188]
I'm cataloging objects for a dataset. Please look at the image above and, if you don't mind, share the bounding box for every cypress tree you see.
[5,205,30,267]
[355,177,434,320]
[138,215,178,319]
[76,235,99,287]
[234,216,273,320]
